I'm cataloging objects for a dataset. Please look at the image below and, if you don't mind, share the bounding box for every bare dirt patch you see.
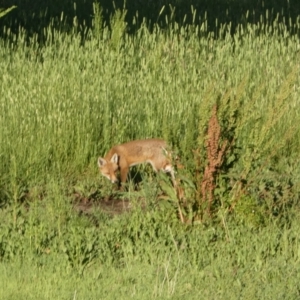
[73,194,147,216]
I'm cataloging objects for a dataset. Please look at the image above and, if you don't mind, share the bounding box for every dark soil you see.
[74,198,130,215]
[73,194,147,216]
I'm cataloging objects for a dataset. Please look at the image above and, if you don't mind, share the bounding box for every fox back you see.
[98,138,174,185]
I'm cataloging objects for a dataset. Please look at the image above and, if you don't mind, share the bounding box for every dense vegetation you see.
[0,1,300,298]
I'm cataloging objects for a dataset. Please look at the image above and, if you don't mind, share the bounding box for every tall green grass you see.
[0,11,300,298]
[1,16,299,214]
[1,200,300,299]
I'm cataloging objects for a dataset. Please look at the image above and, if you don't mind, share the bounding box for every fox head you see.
[98,153,119,183]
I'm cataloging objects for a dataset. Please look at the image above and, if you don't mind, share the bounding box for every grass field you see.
[0,8,300,299]
[1,211,300,299]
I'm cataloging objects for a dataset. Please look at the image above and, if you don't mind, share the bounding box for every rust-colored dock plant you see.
[201,104,228,215]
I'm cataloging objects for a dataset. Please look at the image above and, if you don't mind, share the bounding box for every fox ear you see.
[98,157,107,167]
[111,153,118,164]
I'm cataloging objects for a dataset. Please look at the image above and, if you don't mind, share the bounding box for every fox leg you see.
[119,166,129,185]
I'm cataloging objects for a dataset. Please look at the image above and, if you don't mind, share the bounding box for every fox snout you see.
[100,171,119,183]
[109,176,119,184]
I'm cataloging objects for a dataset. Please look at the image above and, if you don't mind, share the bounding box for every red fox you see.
[98,138,175,186]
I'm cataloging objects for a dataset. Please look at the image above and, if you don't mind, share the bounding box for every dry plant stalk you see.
[201,104,228,215]
[173,156,186,224]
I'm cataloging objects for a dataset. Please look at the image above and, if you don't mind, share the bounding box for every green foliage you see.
[0,9,300,298]
[110,8,127,51]
[92,1,104,39]
[0,6,16,18]
[1,12,299,223]
[1,199,300,298]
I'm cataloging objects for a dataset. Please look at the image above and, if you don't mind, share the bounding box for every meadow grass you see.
[0,13,300,299]
[1,204,300,299]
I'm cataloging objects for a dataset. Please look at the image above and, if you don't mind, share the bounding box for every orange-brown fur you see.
[98,138,174,186]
